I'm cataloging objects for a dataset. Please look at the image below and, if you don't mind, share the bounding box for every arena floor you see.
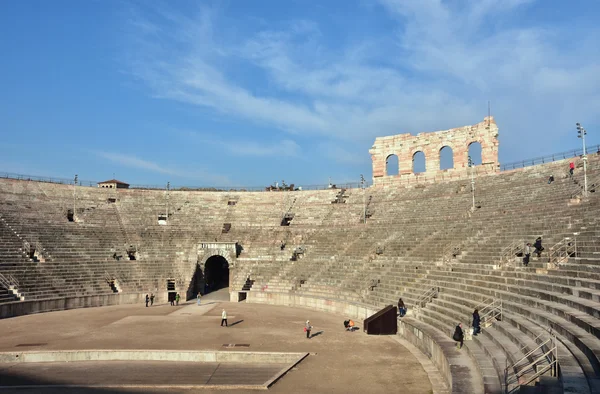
[0,290,435,393]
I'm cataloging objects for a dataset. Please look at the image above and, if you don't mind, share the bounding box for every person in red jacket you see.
[569,162,575,177]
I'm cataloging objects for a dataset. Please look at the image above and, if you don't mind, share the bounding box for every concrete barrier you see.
[0,292,152,319]
[0,349,307,364]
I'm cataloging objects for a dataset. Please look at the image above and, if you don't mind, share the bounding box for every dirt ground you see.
[0,291,433,394]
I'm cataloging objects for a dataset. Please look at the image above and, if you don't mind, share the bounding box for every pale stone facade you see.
[369,117,499,185]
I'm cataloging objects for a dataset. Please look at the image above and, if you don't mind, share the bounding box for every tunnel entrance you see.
[204,255,229,293]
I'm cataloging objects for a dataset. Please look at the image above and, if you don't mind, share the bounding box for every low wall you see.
[238,291,378,321]
[0,349,307,364]
[0,292,152,319]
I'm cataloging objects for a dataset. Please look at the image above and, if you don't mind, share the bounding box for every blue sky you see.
[1,0,599,188]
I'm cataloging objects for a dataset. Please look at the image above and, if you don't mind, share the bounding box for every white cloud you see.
[96,151,178,175]
[124,1,600,164]
[180,132,302,157]
[95,151,230,185]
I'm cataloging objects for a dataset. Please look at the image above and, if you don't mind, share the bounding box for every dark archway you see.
[204,255,229,294]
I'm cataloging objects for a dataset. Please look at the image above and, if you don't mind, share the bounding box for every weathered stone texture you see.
[370,117,499,185]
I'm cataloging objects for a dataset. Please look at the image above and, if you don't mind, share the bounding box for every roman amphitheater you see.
[0,117,598,394]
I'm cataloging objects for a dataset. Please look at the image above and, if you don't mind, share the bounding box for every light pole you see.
[468,156,475,211]
[576,123,588,196]
[166,182,170,222]
[73,174,78,220]
[360,174,366,224]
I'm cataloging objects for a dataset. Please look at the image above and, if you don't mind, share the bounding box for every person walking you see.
[305,320,312,339]
[534,237,544,258]
[453,323,464,349]
[145,294,149,307]
[197,292,202,306]
[221,309,228,327]
[398,298,407,317]
[472,309,481,336]
[524,243,532,266]
[569,161,575,177]
[175,293,180,306]
[150,293,155,306]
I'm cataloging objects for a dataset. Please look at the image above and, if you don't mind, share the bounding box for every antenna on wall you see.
[487,101,491,128]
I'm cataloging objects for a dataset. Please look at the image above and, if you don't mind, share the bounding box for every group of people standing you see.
[144,293,155,307]
[145,293,184,307]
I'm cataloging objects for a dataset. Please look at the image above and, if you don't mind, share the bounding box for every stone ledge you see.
[0,349,307,365]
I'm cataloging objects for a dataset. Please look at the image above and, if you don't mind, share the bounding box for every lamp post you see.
[166,181,170,222]
[468,156,475,211]
[576,123,588,196]
[360,174,366,224]
[73,174,78,220]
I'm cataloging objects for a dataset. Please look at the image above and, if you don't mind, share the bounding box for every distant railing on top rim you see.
[500,144,600,171]
[0,171,370,192]
[1,144,599,191]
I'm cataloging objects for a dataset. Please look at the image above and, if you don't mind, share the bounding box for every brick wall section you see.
[370,117,499,185]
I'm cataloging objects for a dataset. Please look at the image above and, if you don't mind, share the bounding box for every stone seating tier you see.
[0,154,600,392]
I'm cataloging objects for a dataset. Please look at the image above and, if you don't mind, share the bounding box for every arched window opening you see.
[386,154,399,176]
[439,146,454,170]
[468,142,482,166]
[413,151,426,174]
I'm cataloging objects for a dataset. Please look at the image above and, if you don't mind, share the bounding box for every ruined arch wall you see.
[369,117,499,185]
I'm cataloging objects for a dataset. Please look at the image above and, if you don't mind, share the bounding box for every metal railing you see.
[1,144,598,191]
[504,331,558,394]
[477,298,502,327]
[500,240,523,267]
[548,237,576,267]
[500,144,600,171]
[413,283,439,317]
[0,273,19,290]
[0,171,372,192]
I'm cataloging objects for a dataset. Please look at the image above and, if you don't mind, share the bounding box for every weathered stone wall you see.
[0,292,150,319]
[370,117,499,185]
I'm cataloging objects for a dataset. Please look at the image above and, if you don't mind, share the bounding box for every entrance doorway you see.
[204,255,229,294]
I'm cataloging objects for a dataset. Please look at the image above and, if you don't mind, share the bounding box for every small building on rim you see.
[97,179,130,189]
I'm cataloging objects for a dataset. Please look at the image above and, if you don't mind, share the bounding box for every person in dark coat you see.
[150,293,155,306]
[533,237,544,258]
[145,294,149,307]
[472,309,481,336]
[453,323,464,349]
[398,298,407,317]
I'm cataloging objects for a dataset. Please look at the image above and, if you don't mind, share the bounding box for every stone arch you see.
[412,151,426,174]
[188,249,233,298]
[468,141,482,166]
[203,255,229,293]
[386,154,399,176]
[439,146,454,170]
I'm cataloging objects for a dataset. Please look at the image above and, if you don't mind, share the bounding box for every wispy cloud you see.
[123,1,600,164]
[95,151,231,185]
[97,151,177,175]
[177,131,301,157]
